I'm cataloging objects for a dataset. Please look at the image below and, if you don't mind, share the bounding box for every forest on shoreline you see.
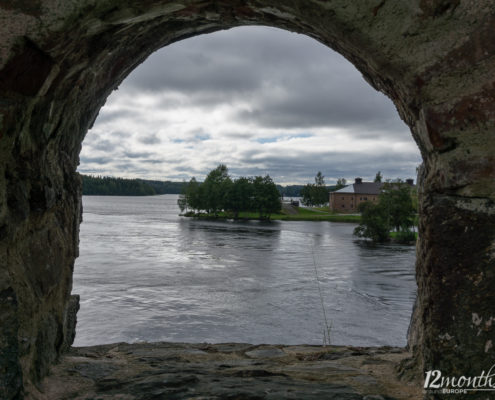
[81,174,335,197]
[81,175,185,196]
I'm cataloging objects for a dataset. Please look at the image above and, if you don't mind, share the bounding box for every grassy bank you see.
[182,206,361,223]
[389,231,418,243]
[389,231,418,239]
[274,207,361,222]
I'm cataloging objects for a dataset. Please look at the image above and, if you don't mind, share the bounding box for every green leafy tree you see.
[301,172,329,206]
[183,177,203,212]
[313,171,329,206]
[353,202,390,243]
[225,177,254,218]
[380,180,416,232]
[252,175,281,219]
[315,171,324,186]
[335,178,347,190]
[202,164,231,215]
[411,187,418,213]
[301,184,315,207]
[353,180,417,243]
[374,171,383,183]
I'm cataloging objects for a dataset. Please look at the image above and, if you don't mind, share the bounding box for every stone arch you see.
[0,1,494,398]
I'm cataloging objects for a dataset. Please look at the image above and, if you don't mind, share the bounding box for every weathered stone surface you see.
[31,343,420,400]
[0,1,494,399]
[61,295,80,353]
[0,287,23,400]
[410,193,495,375]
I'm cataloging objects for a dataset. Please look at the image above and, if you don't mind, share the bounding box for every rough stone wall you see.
[0,1,494,399]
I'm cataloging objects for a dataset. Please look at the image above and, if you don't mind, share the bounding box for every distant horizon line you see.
[79,172,414,186]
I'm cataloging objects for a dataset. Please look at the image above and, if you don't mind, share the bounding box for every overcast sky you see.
[79,26,421,185]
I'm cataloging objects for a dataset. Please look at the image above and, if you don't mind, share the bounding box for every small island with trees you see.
[177,165,357,222]
[178,164,282,220]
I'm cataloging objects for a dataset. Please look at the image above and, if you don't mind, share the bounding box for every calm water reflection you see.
[73,195,416,347]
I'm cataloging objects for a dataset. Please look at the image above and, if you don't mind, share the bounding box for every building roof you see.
[333,182,382,195]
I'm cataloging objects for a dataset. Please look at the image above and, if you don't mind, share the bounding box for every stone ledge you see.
[30,342,421,399]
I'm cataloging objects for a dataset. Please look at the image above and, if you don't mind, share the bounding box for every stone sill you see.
[31,342,421,399]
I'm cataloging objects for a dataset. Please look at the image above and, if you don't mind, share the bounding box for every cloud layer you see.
[79,26,421,184]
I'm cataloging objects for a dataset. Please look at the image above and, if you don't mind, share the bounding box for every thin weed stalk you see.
[310,244,331,346]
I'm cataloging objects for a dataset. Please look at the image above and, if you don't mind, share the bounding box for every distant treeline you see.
[81,175,186,196]
[81,174,317,196]
[277,185,304,197]
[278,184,337,198]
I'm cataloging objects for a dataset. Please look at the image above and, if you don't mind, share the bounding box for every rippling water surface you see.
[73,195,416,347]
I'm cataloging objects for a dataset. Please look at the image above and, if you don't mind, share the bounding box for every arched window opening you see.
[75,26,420,348]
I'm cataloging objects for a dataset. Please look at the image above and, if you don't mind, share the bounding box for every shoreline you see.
[179,212,362,223]
[179,212,417,245]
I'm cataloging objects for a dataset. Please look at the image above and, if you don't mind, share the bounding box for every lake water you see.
[73,195,417,347]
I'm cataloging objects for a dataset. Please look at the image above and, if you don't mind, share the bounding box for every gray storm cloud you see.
[79,26,421,184]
